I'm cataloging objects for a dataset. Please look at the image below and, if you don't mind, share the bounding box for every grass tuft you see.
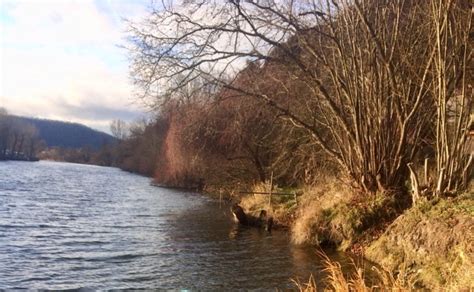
[293,251,417,291]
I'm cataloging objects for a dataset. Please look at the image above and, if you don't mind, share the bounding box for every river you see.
[0,161,353,289]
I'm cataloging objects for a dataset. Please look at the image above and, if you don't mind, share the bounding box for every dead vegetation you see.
[365,191,474,290]
[293,248,472,291]
[121,1,473,289]
[292,250,416,291]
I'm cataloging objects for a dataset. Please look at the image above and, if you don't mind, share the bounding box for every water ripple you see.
[0,161,349,289]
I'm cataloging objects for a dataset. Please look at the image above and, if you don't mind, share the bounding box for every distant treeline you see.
[0,109,42,161]
[0,109,117,163]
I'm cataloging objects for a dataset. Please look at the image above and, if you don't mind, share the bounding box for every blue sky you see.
[0,0,151,133]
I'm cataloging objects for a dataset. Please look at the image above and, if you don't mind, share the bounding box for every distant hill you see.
[13,116,117,149]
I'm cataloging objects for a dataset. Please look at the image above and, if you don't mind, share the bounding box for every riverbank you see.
[366,192,473,290]
[223,180,474,290]
[0,155,39,162]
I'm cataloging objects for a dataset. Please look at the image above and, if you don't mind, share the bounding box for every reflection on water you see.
[0,161,358,290]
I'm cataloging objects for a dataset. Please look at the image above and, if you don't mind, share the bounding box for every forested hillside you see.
[17,116,116,149]
[1,109,118,163]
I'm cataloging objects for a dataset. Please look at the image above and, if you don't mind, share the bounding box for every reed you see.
[293,251,416,292]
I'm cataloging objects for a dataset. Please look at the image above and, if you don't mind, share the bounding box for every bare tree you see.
[0,109,11,158]
[0,113,41,161]
[110,119,129,140]
[128,0,472,196]
[429,0,473,194]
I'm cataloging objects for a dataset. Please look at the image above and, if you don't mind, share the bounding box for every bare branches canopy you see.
[127,0,473,196]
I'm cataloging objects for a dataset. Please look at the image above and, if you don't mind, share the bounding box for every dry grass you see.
[443,248,474,291]
[293,251,416,292]
[239,181,296,225]
[239,182,270,211]
[294,245,474,292]
[291,200,325,245]
[239,177,352,230]
[234,176,360,245]
[291,178,352,245]
[292,274,318,292]
[366,191,474,290]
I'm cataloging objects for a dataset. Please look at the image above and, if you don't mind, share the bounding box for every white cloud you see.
[2,0,119,46]
[0,0,149,133]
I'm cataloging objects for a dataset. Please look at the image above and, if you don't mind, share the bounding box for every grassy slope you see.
[365,192,474,289]
[237,181,473,290]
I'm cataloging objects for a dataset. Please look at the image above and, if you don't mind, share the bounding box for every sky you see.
[0,0,152,133]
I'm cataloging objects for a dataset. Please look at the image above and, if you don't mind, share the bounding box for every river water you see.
[0,161,353,290]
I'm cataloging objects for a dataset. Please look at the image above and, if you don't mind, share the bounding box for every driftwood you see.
[231,204,274,232]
